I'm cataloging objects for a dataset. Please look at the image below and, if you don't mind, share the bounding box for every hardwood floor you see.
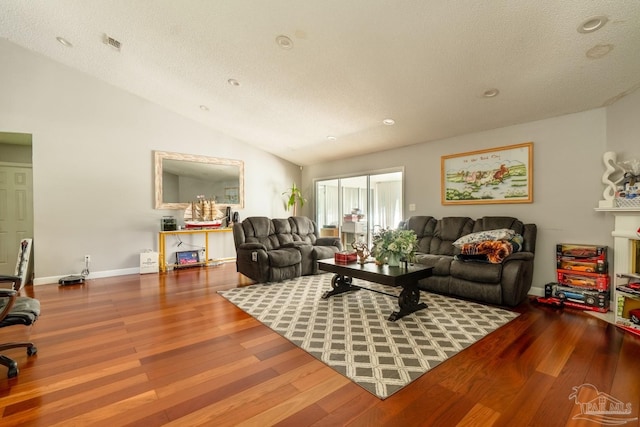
[1,263,639,426]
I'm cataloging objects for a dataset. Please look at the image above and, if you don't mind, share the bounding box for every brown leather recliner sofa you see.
[233,216,343,283]
[400,216,537,306]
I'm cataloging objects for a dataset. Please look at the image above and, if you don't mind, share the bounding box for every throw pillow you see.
[510,234,524,252]
[453,228,516,248]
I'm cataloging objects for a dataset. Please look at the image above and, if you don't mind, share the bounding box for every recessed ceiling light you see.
[578,16,608,33]
[276,35,294,50]
[199,105,209,111]
[228,78,240,87]
[483,88,500,98]
[382,119,395,126]
[327,135,337,141]
[56,36,73,47]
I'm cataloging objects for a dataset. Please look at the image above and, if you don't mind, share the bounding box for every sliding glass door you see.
[316,179,339,239]
[340,176,368,247]
[315,170,403,249]
[370,172,403,232]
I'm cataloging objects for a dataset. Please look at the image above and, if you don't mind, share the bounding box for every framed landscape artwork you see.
[441,142,533,205]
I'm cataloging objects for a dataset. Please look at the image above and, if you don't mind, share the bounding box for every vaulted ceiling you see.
[1,1,639,165]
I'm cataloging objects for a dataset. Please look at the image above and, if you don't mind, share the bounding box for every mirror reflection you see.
[154,151,244,210]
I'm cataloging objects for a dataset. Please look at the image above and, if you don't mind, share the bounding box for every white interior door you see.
[0,164,34,276]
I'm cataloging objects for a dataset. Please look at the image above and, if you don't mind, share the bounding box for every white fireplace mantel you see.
[594,207,640,213]
[593,207,640,328]
[595,207,640,237]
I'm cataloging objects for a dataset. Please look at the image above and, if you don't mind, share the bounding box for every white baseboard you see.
[33,259,236,286]
[34,267,140,286]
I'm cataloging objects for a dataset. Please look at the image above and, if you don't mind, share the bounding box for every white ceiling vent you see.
[103,34,122,51]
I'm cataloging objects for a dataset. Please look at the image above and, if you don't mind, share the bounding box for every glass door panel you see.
[369,171,403,242]
[340,176,368,248]
[315,179,340,238]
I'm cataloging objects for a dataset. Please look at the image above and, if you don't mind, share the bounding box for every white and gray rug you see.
[219,273,519,399]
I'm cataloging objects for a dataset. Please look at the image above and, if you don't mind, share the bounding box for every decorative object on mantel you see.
[371,227,418,267]
[599,151,621,208]
[183,195,224,228]
[598,152,640,209]
[616,158,640,208]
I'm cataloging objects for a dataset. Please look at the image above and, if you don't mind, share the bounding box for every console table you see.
[158,228,233,273]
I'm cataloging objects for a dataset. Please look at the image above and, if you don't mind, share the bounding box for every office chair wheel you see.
[27,345,37,356]
[6,361,18,379]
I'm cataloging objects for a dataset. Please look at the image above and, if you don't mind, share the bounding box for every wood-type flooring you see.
[1,263,639,426]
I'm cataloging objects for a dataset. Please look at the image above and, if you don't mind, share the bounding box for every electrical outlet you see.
[85,254,91,263]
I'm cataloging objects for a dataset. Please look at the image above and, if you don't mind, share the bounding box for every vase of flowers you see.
[386,252,402,267]
[371,227,418,267]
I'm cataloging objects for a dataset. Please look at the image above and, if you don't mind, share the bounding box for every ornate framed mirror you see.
[154,151,244,210]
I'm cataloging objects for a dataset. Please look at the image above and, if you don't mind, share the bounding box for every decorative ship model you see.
[184,195,224,228]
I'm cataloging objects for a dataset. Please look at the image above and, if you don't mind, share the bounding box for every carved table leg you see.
[322,274,359,299]
[388,284,427,321]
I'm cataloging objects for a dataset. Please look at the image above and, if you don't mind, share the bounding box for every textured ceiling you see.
[1,1,639,166]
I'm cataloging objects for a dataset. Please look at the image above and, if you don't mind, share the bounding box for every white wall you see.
[303,106,634,296]
[606,89,640,159]
[0,40,301,283]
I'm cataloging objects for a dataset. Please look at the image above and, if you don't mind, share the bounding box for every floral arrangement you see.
[371,227,418,264]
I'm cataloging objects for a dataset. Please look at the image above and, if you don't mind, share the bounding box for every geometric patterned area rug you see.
[219,273,519,399]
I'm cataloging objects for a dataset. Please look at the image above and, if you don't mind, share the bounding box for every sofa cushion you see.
[405,216,438,254]
[450,258,502,283]
[273,218,295,246]
[239,217,281,250]
[289,216,318,244]
[430,217,475,255]
[452,228,516,248]
[414,254,454,276]
[268,248,302,267]
[472,216,524,235]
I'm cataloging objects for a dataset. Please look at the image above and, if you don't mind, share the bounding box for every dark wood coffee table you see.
[317,258,433,321]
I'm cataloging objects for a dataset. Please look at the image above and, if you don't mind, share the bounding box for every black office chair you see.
[0,288,40,378]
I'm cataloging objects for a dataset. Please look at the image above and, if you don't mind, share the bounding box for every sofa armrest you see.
[316,237,342,249]
[502,251,534,262]
[238,243,267,251]
[500,252,535,306]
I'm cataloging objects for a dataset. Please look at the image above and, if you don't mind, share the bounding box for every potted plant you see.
[283,182,306,216]
[371,227,418,267]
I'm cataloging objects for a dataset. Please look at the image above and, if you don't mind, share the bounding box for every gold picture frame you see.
[441,142,533,205]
